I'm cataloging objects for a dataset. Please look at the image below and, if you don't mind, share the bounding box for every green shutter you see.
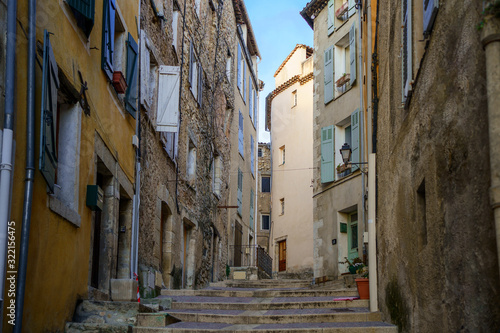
[349,24,356,85]
[39,30,60,193]
[324,46,334,104]
[101,0,115,81]
[125,33,138,118]
[351,109,360,171]
[321,125,335,183]
[327,0,335,35]
[67,0,95,37]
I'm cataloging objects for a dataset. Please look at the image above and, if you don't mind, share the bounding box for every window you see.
[189,42,203,106]
[249,81,253,120]
[101,0,116,81]
[157,66,180,132]
[279,145,285,165]
[140,35,159,114]
[261,176,270,193]
[237,42,246,102]
[237,168,243,216]
[212,155,222,197]
[333,109,361,178]
[39,30,81,226]
[250,189,254,230]
[324,46,334,104]
[124,33,139,118]
[333,24,356,96]
[250,135,255,176]
[161,132,177,161]
[258,148,262,157]
[423,0,439,38]
[172,9,181,55]
[261,214,270,230]
[195,0,201,17]
[253,88,258,123]
[238,111,244,157]
[280,198,285,215]
[66,0,95,37]
[321,125,335,183]
[292,90,297,107]
[226,50,232,81]
[187,139,197,183]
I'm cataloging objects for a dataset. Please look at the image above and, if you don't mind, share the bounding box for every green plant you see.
[340,257,364,274]
[478,0,500,30]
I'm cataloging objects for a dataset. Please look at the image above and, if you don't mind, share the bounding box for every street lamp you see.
[340,143,352,164]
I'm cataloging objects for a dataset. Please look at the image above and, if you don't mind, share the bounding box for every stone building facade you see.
[375,0,500,331]
[301,0,367,280]
[138,0,244,292]
[257,143,271,252]
[265,45,314,278]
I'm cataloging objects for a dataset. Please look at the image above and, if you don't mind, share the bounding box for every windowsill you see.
[49,195,81,228]
[334,13,352,33]
[334,83,354,100]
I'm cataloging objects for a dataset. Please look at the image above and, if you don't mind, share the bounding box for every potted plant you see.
[336,73,351,87]
[112,71,127,94]
[341,257,364,274]
[355,269,369,299]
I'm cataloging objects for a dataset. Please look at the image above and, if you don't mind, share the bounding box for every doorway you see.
[234,222,243,267]
[347,212,358,261]
[278,240,286,272]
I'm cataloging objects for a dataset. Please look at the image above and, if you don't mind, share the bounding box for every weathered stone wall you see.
[139,0,238,293]
[376,0,500,331]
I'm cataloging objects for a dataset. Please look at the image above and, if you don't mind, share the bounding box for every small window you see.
[261,215,270,230]
[279,145,285,165]
[292,90,297,107]
[258,148,262,157]
[195,0,202,17]
[280,198,285,215]
[226,50,232,81]
[212,155,222,197]
[261,176,270,193]
[66,0,95,37]
[187,139,197,183]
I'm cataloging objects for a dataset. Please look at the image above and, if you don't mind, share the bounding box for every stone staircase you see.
[133,279,397,332]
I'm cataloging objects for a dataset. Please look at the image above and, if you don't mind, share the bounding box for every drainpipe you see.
[14,0,36,328]
[0,0,18,321]
[480,13,500,276]
[367,153,377,312]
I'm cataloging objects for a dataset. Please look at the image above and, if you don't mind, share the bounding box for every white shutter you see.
[349,24,356,85]
[140,34,151,108]
[156,66,180,132]
[324,46,334,104]
[350,109,360,171]
[327,0,335,35]
[348,0,355,17]
[172,11,180,54]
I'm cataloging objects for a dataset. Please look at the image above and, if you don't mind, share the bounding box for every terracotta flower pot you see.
[355,278,369,299]
[112,71,127,94]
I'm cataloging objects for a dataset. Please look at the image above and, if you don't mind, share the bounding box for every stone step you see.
[140,308,382,325]
[133,321,397,332]
[161,288,358,298]
[218,279,313,289]
[72,300,154,326]
[169,296,367,310]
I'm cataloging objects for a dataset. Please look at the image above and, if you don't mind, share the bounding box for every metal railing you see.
[229,245,272,277]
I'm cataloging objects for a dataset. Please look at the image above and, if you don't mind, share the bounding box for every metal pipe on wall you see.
[14,0,37,327]
[0,0,18,321]
[368,153,377,312]
[480,15,500,276]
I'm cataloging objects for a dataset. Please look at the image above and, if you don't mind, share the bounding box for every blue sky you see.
[245,0,313,143]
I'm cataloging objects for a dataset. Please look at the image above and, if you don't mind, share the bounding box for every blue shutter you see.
[351,109,360,171]
[101,0,115,81]
[198,64,203,106]
[189,42,194,87]
[423,0,438,37]
[249,82,253,120]
[324,46,334,104]
[321,125,335,183]
[250,189,254,231]
[349,24,356,85]
[253,89,257,123]
[402,0,412,102]
[125,33,138,118]
[67,0,95,37]
[238,111,244,157]
[243,61,246,102]
[327,0,335,35]
[237,43,242,92]
[237,169,243,216]
[250,135,254,176]
[348,0,355,17]
[39,30,60,193]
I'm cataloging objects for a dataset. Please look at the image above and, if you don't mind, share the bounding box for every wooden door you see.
[234,222,243,267]
[278,240,286,272]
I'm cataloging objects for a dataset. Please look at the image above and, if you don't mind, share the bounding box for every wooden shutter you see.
[249,82,253,120]
[39,30,60,193]
[198,64,203,106]
[125,33,139,118]
[243,61,246,102]
[423,0,438,37]
[237,43,242,92]
[101,0,115,81]
[67,0,95,37]
[189,42,194,87]
[140,36,151,108]
[349,24,356,85]
[250,135,254,176]
[250,189,254,231]
[402,0,412,102]
[327,0,335,35]
[321,125,335,183]
[253,89,257,123]
[348,0,355,17]
[351,109,360,171]
[157,66,180,132]
[172,11,180,53]
[213,156,222,196]
[238,111,244,156]
[324,46,334,104]
[237,169,243,216]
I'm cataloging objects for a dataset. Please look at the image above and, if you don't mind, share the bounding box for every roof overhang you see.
[300,0,328,29]
[232,0,261,58]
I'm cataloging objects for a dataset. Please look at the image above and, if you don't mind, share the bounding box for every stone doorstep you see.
[111,279,139,302]
[65,322,132,333]
[132,322,398,333]
[170,299,369,311]
[161,289,358,298]
[163,310,382,325]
